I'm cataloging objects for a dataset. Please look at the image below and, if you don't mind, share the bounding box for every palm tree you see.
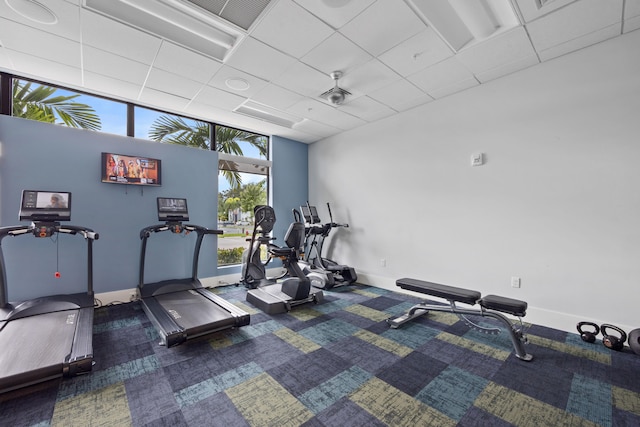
[12,80,101,130]
[148,116,267,189]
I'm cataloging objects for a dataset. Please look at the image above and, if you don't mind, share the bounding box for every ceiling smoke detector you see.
[320,71,351,105]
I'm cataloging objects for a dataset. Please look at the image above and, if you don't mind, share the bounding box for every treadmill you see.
[0,190,98,394]
[138,197,250,347]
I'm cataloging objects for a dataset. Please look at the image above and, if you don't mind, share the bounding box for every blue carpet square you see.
[490,348,574,409]
[325,335,401,374]
[181,390,250,427]
[312,396,387,427]
[566,374,612,426]
[376,350,448,396]
[415,365,489,420]
[267,347,352,396]
[125,371,182,425]
[298,318,360,346]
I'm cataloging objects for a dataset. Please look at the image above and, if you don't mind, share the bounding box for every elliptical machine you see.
[241,205,323,314]
[299,202,357,289]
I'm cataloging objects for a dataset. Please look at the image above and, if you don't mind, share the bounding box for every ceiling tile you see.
[292,118,342,138]
[339,0,426,56]
[456,27,538,78]
[393,93,434,112]
[83,71,142,100]
[293,0,376,29]
[0,19,80,66]
[378,28,453,77]
[207,65,268,99]
[192,85,247,110]
[7,49,82,87]
[0,48,11,69]
[407,57,477,96]
[250,0,334,57]
[474,54,539,83]
[624,0,640,31]
[139,87,191,111]
[525,0,623,52]
[428,77,478,99]
[153,41,222,84]
[0,0,633,143]
[0,0,81,41]
[368,78,430,111]
[80,9,161,64]
[83,45,150,85]
[340,96,396,122]
[272,61,329,97]
[250,84,305,110]
[145,68,204,99]
[536,24,621,61]
[301,32,372,75]
[287,98,366,130]
[226,37,297,82]
[341,59,401,96]
[624,15,640,33]
[514,0,577,23]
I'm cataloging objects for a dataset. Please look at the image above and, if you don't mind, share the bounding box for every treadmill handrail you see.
[0,223,98,307]
[138,223,222,288]
[139,223,222,239]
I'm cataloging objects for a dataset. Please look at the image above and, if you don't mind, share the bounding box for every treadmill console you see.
[19,190,71,223]
[157,197,189,223]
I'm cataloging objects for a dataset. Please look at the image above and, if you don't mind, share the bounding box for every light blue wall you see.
[271,135,308,243]
[0,115,219,301]
[0,116,309,300]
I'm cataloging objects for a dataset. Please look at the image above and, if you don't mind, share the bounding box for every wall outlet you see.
[380,259,386,267]
[471,152,484,166]
[511,277,521,288]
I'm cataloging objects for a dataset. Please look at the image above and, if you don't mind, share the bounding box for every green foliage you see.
[240,180,267,214]
[148,118,268,190]
[12,80,101,130]
[148,116,210,149]
[218,247,244,265]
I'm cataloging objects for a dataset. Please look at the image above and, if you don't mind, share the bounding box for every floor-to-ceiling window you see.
[216,125,270,266]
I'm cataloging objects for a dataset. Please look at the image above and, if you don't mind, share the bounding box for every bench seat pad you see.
[396,278,481,306]
[480,295,527,317]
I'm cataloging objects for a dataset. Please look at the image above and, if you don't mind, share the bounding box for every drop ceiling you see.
[0,0,638,143]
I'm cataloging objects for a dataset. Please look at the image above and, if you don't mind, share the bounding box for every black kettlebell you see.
[601,324,627,351]
[577,321,599,343]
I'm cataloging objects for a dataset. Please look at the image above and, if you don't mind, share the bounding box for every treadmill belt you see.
[0,310,77,381]
[155,290,237,333]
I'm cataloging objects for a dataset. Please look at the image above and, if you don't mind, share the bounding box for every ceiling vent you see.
[234,101,304,129]
[185,0,273,31]
[83,0,256,61]
[407,0,520,51]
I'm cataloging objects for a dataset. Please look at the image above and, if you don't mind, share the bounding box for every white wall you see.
[308,30,640,334]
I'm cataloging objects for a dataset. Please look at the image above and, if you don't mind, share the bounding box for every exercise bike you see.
[299,202,357,289]
[240,205,323,314]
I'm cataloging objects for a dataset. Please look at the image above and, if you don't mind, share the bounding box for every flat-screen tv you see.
[102,152,161,186]
[19,190,72,222]
[157,197,189,222]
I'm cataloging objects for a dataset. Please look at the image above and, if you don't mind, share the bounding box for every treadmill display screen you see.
[157,197,189,222]
[19,190,72,222]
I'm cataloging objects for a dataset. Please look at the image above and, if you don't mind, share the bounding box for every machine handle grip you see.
[331,222,349,228]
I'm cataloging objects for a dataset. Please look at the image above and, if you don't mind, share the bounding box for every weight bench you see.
[388,278,533,361]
